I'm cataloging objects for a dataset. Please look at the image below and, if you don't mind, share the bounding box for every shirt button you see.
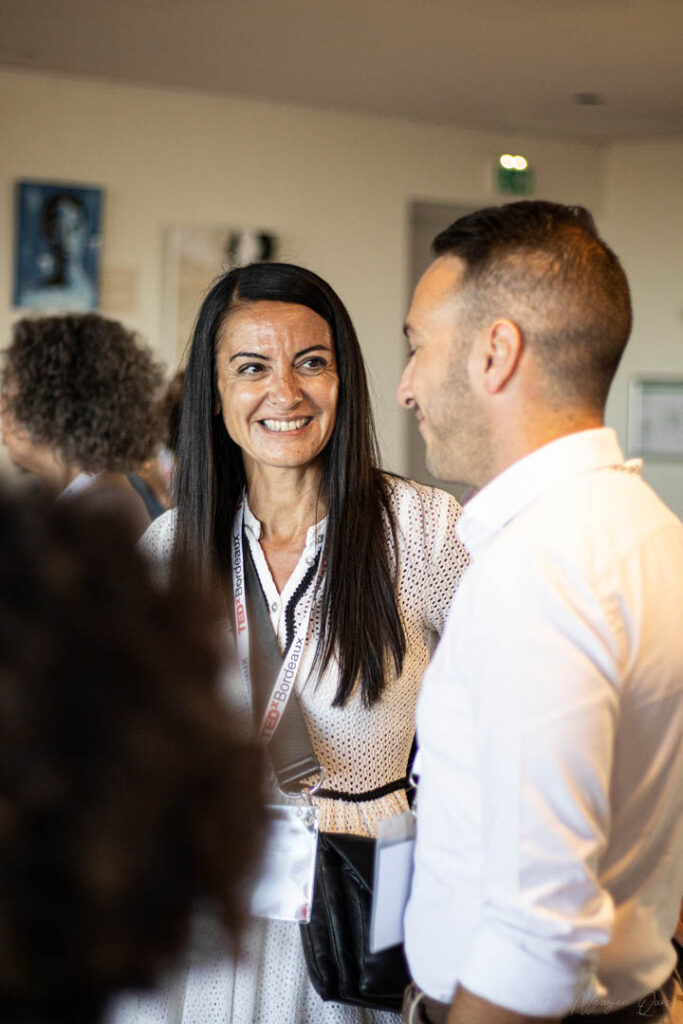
[306,556,314,566]
[271,601,278,612]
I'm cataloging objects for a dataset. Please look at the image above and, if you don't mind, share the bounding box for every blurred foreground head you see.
[0,488,264,1024]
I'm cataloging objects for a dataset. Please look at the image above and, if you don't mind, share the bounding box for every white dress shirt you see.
[405,429,683,1017]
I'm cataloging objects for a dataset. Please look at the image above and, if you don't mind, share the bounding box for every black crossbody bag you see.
[242,542,411,1012]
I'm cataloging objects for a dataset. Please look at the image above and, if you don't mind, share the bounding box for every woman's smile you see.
[259,416,313,433]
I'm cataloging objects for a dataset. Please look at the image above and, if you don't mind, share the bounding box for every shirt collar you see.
[457,428,637,557]
[56,470,102,502]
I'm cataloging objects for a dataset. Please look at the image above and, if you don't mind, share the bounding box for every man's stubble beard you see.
[424,349,491,488]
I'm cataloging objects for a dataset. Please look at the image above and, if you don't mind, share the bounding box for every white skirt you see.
[107,915,400,1024]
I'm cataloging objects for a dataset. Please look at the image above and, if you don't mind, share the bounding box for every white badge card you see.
[250,804,319,923]
[369,811,416,953]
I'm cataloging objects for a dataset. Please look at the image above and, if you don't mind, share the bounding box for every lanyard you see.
[231,494,324,745]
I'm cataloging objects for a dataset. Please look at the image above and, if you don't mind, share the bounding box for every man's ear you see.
[479,319,523,394]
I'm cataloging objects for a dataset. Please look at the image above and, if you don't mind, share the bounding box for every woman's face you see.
[215,300,339,474]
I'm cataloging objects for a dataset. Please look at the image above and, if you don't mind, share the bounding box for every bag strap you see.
[243,537,412,806]
[243,538,322,794]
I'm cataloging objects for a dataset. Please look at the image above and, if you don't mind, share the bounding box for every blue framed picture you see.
[13,180,103,312]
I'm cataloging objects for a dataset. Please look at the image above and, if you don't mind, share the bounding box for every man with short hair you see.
[398,201,683,1024]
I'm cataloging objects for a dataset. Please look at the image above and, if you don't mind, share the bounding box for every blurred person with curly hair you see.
[0,313,164,539]
[0,485,265,1024]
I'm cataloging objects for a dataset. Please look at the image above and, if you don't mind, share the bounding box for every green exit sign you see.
[496,155,534,195]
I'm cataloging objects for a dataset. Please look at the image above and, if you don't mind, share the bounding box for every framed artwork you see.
[162,225,276,365]
[13,179,103,312]
[628,378,683,460]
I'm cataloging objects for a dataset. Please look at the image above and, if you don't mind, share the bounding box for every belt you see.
[402,983,449,1024]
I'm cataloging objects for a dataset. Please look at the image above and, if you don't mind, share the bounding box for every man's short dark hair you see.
[433,201,632,411]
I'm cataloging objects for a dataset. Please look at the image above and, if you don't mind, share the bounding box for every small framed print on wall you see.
[13,179,103,312]
[628,378,683,461]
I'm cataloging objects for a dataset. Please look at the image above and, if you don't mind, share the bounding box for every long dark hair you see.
[175,262,405,706]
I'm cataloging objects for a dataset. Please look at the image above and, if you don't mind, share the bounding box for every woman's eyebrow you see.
[295,345,331,357]
[228,350,271,362]
[229,343,331,363]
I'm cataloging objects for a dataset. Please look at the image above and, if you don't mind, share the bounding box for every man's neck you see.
[485,409,604,488]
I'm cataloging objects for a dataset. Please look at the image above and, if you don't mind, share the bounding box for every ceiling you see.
[3,0,683,142]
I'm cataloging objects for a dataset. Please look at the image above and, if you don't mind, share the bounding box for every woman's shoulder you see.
[381,474,469,581]
[381,472,462,523]
[138,507,178,561]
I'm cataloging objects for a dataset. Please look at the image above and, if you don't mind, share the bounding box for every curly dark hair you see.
[0,487,265,1024]
[0,314,165,473]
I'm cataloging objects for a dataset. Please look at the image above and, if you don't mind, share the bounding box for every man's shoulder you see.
[486,467,683,596]
[529,467,680,547]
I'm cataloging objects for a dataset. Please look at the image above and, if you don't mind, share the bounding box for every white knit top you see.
[140,475,468,835]
[109,476,468,1024]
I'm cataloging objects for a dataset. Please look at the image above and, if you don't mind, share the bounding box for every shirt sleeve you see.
[456,541,620,1016]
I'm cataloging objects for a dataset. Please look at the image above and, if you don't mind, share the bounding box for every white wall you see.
[0,67,603,476]
[601,141,683,517]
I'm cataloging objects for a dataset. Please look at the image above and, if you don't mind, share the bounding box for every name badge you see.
[250,804,319,922]
[369,811,416,952]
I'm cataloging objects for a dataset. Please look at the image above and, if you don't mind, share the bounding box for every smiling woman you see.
[169,261,421,708]
[112,262,469,1024]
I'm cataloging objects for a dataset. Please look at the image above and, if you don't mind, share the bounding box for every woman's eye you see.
[237,362,266,376]
[298,356,326,371]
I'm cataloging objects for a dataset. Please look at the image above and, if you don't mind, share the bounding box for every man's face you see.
[397,255,490,487]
